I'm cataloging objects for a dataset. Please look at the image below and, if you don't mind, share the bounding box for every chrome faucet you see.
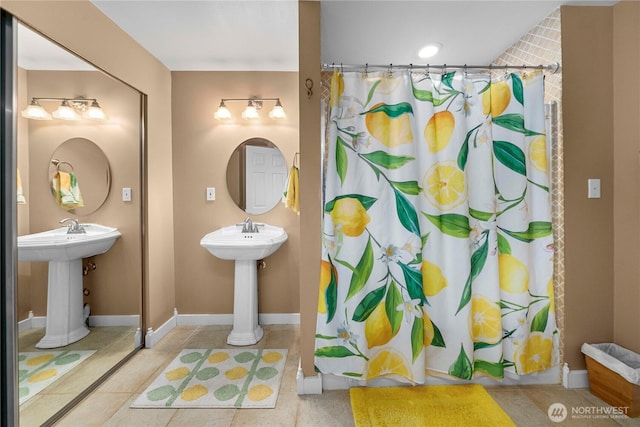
[241,217,258,233]
[60,218,85,234]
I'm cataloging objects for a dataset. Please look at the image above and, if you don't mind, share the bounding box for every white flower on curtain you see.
[315,69,557,384]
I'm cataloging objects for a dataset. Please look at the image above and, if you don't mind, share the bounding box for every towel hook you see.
[305,78,314,99]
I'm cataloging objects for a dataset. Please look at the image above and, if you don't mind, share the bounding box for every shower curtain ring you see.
[340,63,344,74]
[464,64,468,78]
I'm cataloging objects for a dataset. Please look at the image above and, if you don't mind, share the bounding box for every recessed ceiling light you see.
[418,43,442,59]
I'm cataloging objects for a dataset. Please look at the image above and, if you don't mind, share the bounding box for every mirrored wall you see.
[12,20,144,426]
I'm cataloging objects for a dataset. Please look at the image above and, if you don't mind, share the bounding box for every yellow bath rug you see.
[19,350,96,404]
[350,384,515,427]
[131,348,287,409]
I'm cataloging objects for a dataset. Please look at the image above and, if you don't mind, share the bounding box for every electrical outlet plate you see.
[206,187,215,201]
[122,187,132,202]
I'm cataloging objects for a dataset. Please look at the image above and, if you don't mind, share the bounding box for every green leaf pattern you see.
[315,70,556,383]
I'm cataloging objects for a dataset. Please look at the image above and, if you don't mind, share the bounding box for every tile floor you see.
[33,325,637,426]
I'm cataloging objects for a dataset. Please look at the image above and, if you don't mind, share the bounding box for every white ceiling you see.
[19,0,620,71]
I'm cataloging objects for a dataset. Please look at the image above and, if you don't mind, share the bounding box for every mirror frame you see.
[1,10,19,427]
[1,12,147,426]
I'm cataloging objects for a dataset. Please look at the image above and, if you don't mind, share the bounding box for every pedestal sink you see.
[200,221,287,346]
[18,223,121,348]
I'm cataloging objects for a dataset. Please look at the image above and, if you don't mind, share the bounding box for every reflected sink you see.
[200,222,287,346]
[200,223,287,261]
[17,223,121,348]
[18,223,122,262]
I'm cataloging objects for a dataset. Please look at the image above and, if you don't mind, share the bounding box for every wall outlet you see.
[587,179,601,199]
[122,187,132,202]
[206,187,215,201]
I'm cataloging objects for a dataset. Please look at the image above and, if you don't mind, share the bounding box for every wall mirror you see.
[48,137,111,216]
[13,21,144,426]
[226,137,287,215]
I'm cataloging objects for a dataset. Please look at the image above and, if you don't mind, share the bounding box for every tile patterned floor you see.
[40,325,639,427]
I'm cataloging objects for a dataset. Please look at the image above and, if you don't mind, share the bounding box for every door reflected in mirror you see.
[226,137,287,215]
[15,22,143,426]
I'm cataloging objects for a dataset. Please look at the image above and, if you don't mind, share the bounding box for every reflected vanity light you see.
[214,97,285,121]
[21,97,108,121]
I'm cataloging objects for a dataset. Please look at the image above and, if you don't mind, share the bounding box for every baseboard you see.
[176,312,300,326]
[88,315,140,327]
[296,361,323,395]
[562,363,590,389]
[145,310,300,347]
[145,311,177,348]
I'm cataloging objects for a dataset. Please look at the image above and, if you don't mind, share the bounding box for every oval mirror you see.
[226,137,287,215]
[48,137,111,215]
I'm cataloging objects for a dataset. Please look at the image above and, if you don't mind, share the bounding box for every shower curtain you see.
[315,69,557,384]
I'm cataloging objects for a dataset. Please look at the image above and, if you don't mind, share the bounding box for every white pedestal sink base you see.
[37,259,90,349]
[227,259,263,346]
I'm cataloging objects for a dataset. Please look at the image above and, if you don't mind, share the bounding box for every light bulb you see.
[418,43,442,59]
[21,100,52,120]
[82,100,108,120]
[242,102,259,120]
[214,101,232,120]
[52,100,80,120]
[269,100,286,119]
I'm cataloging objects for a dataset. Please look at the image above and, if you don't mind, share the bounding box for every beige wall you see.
[171,71,300,314]
[2,0,176,331]
[17,70,142,318]
[613,2,640,353]
[298,1,322,377]
[561,6,615,369]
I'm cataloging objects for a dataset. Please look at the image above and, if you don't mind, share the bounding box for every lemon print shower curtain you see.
[315,70,557,384]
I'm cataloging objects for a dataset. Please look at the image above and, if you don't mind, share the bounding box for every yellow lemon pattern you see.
[365,102,414,148]
[316,69,555,382]
[514,333,554,374]
[499,254,529,293]
[529,135,548,173]
[482,80,511,116]
[365,301,394,349]
[366,349,412,381]
[318,259,336,314]
[424,110,455,153]
[134,349,288,408]
[330,197,370,237]
[422,260,448,297]
[470,295,502,344]
[423,161,466,210]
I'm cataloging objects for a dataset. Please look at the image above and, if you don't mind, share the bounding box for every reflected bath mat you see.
[131,348,287,409]
[350,384,515,426]
[19,350,96,404]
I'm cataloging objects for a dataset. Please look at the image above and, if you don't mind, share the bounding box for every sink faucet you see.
[60,218,85,234]
[241,217,258,233]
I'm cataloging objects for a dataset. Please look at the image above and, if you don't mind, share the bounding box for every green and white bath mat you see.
[19,350,96,404]
[132,348,288,409]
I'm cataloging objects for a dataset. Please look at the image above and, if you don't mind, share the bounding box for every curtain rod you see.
[322,62,560,74]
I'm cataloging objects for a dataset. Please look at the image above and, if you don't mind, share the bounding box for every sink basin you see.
[18,223,122,262]
[200,223,287,346]
[200,223,287,261]
[17,223,121,348]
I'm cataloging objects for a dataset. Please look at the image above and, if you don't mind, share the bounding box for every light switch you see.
[206,187,216,201]
[122,187,132,202]
[587,179,601,199]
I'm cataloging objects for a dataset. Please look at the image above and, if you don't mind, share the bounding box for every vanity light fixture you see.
[214,97,286,121]
[21,97,108,121]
